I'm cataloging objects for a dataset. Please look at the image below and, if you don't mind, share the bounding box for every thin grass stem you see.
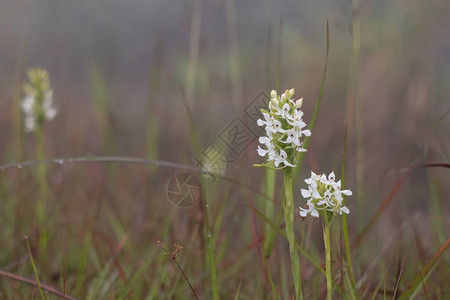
[25,236,46,300]
[323,220,332,300]
[283,174,302,299]
[341,126,355,285]
[35,127,48,258]
[293,21,329,185]
[202,183,220,300]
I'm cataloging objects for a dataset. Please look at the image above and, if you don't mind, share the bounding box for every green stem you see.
[263,168,276,255]
[35,127,48,256]
[203,182,219,300]
[323,219,332,300]
[283,174,303,299]
[25,236,46,300]
[341,129,355,286]
[352,0,364,229]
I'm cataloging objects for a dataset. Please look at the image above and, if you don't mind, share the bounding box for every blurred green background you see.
[0,0,449,298]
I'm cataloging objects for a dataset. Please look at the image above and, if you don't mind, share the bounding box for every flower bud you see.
[270,90,277,99]
[295,98,303,108]
[289,88,295,97]
[270,97,279,106]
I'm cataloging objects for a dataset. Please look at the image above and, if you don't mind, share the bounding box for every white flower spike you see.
[299,171,352,219]
[256,89,311,169]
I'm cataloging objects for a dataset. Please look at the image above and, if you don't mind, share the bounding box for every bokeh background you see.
[0,0,449,298]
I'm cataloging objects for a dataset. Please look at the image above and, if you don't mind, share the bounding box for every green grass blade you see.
[343,266,357,300]
[369,271,386,300]
[262,246,279,300]
[212,186,230,246]
[398,238,450,300]
[283,174,302,299]
[203,183,219,300]
[408,264,436,299]
[85,260,113,300]
[25,236,46,300]
[341,126,355,287]
[293,21,330,184]
[233,280,242,300]
[427,174,448,247]
[74,231,92,295]
[263,15,282,259]
[263,168,277,257]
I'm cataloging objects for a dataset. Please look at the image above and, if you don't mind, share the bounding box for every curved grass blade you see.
[398,238,450,300]
[0,156,274,201]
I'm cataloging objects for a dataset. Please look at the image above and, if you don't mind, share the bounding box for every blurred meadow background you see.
[0,0,449,299]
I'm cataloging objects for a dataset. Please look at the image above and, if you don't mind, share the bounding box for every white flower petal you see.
[310,208,320,218]
[300,189,310,198]
[342,189,352,196]
[303,129,311,136]
[340,206,350,214]
[22,94,35,114]
[312,190,321,199]
[257,146,268,157]
[299,208,309,217]
[259,136,269,144]
[24,116,36,132]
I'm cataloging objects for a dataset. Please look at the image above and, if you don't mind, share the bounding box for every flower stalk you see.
[256,89,309,299]
[299,171,352,300]
[323,215,332,300]
[283,172,303,299]
[22,68,57,257]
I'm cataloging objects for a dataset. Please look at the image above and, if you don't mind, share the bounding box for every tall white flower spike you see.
[256,89,310,169]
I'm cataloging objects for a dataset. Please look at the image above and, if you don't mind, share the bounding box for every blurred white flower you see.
[299,171,352,218]
[42,90,57,120]
[22,69,57,133]
[256,89,310,169]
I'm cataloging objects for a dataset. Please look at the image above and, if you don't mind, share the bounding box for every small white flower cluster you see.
[299,171,352,218]
[257,89,311,168]
[22,69,57,133]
